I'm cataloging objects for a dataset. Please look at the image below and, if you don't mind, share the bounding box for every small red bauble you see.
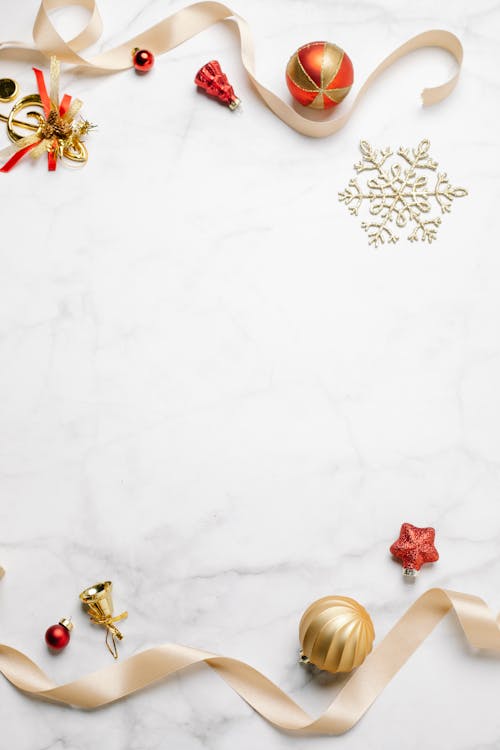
[390,523,439,578]
[45,618,73,651]
[133,48,155,73]
[286,41,353,110]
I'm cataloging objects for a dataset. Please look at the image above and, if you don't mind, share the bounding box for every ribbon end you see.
[421,74,460,108]
[421,87,435,107]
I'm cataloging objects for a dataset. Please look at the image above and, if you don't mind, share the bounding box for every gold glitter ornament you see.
[299,595,375,673]
[339,139,468,247]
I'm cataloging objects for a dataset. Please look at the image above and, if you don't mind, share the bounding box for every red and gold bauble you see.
[45,618,73,651]
[286,41,353,110]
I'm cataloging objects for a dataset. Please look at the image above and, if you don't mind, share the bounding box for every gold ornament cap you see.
[59,617,74,632]
[299,595,375,673]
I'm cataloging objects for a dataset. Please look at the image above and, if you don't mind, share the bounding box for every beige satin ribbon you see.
[0,0,463,138]
[1,588,499,734]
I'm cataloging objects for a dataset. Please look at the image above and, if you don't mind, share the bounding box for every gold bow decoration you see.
[0,56,93,172]
[85,609,128,661]
[1,585,500,735]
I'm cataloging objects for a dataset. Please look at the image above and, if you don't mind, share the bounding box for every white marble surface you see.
[1,0,500,747]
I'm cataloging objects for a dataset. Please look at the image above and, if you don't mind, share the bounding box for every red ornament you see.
[45,618,73,651]
[390,523,439,578]
[133,48,155,73]
[286,41,353,110]
[194,60,240,110]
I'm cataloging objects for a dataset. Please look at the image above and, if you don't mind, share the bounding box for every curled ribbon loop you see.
[0,0,463,138]
[88,612,128,660]
[1,588,499,734]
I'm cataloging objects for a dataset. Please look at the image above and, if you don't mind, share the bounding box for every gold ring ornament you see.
[299,595,375,673]
[6,93,43,141]
[0,78,19,102]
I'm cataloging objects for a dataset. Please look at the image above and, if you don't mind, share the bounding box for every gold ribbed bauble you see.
[299,595,375,674]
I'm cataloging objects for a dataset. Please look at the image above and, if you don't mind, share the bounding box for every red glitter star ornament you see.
[390,523,439,578]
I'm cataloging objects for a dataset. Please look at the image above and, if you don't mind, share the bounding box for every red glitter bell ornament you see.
[45,618,74,651]
[132,48,155,73]
[194,60,240,110]
[286,41,353,110]
[390,523,439,578]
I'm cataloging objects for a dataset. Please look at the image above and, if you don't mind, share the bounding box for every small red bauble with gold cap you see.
[286,41,353,110]
[45,618,73,651]
[132,48,155,73]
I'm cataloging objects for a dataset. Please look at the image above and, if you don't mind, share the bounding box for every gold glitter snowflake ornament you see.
[339,139,467,247]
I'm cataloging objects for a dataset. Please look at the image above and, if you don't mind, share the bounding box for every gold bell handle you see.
[91,611,128,660]
[105,627,121,660]
[0,112,40,132]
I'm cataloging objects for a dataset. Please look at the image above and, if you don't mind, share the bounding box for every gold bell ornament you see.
[299,595,375,673]
[80,581,128,659]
